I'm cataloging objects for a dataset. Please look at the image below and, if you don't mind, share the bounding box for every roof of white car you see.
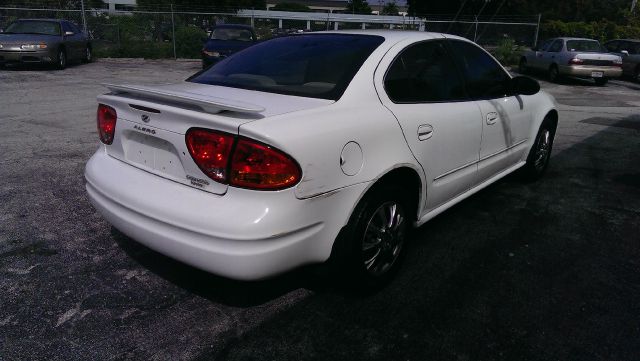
[317,29,470,43]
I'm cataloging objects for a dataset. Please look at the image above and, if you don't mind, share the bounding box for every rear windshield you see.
[189,34,385,100]
[5,20,61,36]
[566,40,603,53]
[210,27,254,41]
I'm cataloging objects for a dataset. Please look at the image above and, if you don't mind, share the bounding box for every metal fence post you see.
[534,13,541,47]
[80,0,88,34]
[473,16,478,42]
[171,4,177,60]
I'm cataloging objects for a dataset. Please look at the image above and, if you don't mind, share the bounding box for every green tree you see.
[345,0,372,15]
[271,2,312,12]
[381,1,399,15]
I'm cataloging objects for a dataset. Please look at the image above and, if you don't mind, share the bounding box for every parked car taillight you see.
[569,58,584,65]
[185,128,235,183]
[230,138,301,190]
[97,104,117,145]
[613,58,623,67]
[185,128,301,190]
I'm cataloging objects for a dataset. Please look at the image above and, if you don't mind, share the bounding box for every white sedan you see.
[85,30,558,288]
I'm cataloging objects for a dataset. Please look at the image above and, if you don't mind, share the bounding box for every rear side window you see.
[384,40,467,103]
[549,40,563,52]
[448,40,511,99]
[189,34,384,100]
[566,40,603,52]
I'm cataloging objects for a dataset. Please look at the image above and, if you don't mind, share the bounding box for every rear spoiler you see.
[103,83,265,115]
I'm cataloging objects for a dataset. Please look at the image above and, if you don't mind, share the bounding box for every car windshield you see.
[566,40,603,52]
[189,34,385,100]
[210,27,254,41]
[4,20,61,36]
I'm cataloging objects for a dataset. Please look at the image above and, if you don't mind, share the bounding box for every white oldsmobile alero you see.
[85,30,558,288]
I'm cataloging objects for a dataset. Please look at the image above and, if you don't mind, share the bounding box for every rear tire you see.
[548,65,559,83]
[594,78,608,86]
[521,119,555,181]
[328,185,410,291]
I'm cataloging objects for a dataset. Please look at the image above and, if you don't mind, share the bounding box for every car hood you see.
[0,33,60,44]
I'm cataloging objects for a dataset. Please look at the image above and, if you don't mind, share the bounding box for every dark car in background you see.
[201,24,256,69]
[604,39,640,82]
[0,19,91,69]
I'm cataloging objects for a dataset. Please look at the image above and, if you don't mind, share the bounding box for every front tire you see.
[83,46,92,63]
[330,186,410,291]
[521,119,555,181]
[518,58,528,74]
[56,48,67,70]
[548,65,559,83]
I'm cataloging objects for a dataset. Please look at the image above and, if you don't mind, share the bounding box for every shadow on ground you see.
[196,121,640,360]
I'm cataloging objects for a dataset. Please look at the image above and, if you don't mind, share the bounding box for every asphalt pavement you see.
[1,59,639,361]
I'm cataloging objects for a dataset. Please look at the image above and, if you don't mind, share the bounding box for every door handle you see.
[417,124,433,141]
[486,112,498,125]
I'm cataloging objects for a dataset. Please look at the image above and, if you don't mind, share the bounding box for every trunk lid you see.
[572,52,621,66]
[97,82,332,195]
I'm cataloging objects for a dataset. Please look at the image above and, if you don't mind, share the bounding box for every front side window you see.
[384,40,467,103]
[448,40,511,99]
[539,39,553,51]
[5,21,61,36]
[189,34,384,100]
[566,40,603,52]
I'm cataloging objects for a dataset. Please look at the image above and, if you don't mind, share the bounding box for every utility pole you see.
[632,0,638,12]
[171,4,177,60]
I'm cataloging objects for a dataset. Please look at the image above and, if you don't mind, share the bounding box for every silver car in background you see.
[519,37,622,86]
[0,19,92,69]
[604,39,640,82]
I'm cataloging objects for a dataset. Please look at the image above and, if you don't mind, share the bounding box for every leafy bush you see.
[175,26,207,59]
[492,37,522,66]
[542,20,640,43]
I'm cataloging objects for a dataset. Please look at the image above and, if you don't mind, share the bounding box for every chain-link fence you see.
[0,2,540,62]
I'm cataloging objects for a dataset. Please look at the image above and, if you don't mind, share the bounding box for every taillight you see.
[184,128,302,191]
[97,104,117,145]
[569,58,584,65]
[613,58,623,67]
[230,138,301,190]
[185,128,235,183]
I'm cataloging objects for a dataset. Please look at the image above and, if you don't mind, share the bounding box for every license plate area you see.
[124,131,185,178]
[591,71,604,78]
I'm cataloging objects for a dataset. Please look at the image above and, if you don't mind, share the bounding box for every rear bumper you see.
[85,149,368,280]
[0,49,55,64]
[558,65,622,78]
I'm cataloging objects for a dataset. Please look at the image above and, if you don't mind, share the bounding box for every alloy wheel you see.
[534,129,551,171]
[361,201,406,277]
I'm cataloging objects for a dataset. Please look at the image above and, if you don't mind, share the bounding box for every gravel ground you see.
[0,59,639,361]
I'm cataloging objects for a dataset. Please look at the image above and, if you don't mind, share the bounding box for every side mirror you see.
[621,50,630,57]
[510,76,540,96]
[64,31,74,36]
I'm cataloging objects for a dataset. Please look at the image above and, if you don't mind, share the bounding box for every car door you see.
[375,39,483,211]
[541,39,563,69]
[531,39,553,70]
[61,21,83,60]
[619,41,640,76]
[447,39,532,183]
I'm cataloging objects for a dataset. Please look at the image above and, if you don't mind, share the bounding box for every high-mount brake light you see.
[97,104,117,145]
[185,128,235,183]
[184,128,302,190]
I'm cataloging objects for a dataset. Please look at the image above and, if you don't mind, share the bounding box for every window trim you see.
[382,39,472,105]
[446,38,515,101]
